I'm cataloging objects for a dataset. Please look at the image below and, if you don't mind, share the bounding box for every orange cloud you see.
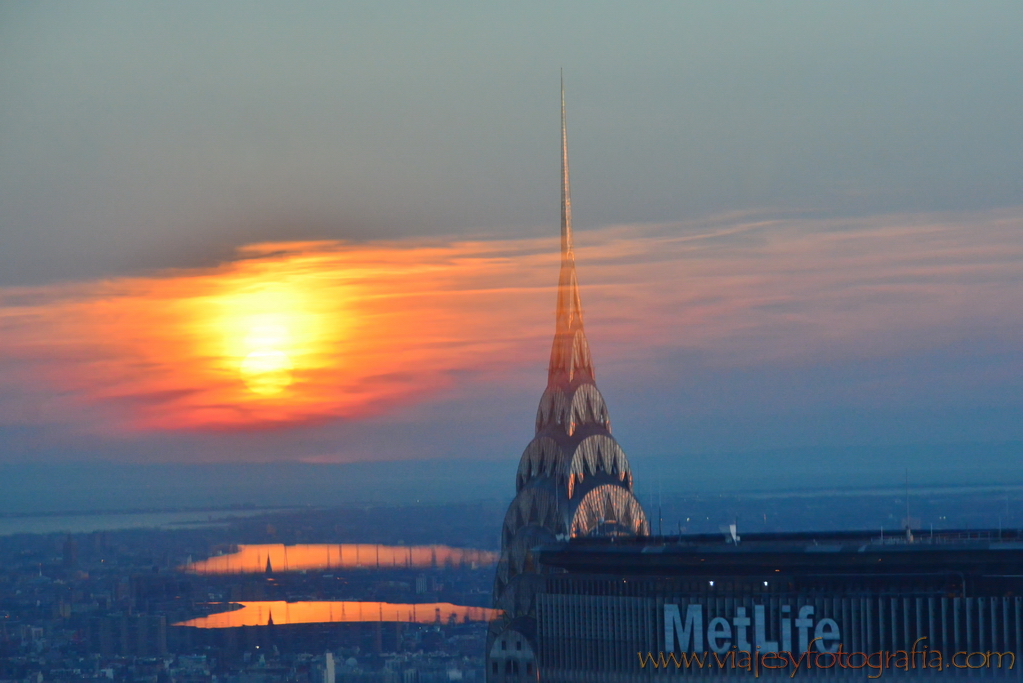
[1,209,1020,437]
[0,238,560,432]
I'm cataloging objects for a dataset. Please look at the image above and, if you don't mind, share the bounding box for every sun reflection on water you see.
[182,543,498,574]
[176,601,500,628]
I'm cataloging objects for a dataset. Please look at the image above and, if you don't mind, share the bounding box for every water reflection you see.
[182,544,498,574]
[176,601,499,628]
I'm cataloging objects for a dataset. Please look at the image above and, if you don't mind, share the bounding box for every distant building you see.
[62,534,78,569]
[324,650,335,683]
[86,613,167,657]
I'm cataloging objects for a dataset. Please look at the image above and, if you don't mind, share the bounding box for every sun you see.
[240,348,293,395]
[180,251,348,408]
[234,320,297,395]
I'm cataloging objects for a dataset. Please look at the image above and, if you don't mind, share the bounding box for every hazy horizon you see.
[3,440,1022,516]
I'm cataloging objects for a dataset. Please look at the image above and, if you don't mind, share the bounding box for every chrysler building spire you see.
[560,72,573,258]
[490,80,649,627]
[550,76,592,386]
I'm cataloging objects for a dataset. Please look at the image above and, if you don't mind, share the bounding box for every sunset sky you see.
[1,3,1021,483]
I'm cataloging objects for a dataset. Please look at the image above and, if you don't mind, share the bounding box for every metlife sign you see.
[535,593,1023,679]
[664,602,841,654]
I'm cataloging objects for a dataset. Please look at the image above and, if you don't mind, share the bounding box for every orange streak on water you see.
[175,601,500,628]
[182,543,498,574]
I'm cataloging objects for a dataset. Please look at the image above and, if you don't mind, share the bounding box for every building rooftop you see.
[537,529,1023,596]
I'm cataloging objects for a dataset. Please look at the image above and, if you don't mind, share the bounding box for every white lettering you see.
[658,602,842,655]
[707,617,732,654]
[795,605,814,653]
[733,606,752,651]
[754,604,779,652]
[814,617,841,653]
[664,604,703,653]
[781,604,792,653]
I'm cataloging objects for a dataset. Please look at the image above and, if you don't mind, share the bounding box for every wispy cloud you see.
[0,237,559,432]
[1,209,1020,440]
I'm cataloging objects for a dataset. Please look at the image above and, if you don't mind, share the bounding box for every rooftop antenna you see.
[658,473,663,537]
[903,468,914,543]
[905,468,910,522]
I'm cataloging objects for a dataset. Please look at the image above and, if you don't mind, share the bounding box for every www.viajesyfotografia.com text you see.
[638,639,1015,678]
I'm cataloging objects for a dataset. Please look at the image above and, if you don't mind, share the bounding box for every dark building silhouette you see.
[61,534,78,569]
[87,614,167,657]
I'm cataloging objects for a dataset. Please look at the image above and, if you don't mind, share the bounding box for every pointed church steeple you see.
[550,77,593,386]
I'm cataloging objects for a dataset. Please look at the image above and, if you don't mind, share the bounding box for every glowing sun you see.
[237,322,294,395]
[240,348,293,395]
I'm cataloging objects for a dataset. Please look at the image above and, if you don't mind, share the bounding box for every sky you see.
[1,2,1022,486]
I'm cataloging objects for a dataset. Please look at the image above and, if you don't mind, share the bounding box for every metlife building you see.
[488,529,1023,681]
